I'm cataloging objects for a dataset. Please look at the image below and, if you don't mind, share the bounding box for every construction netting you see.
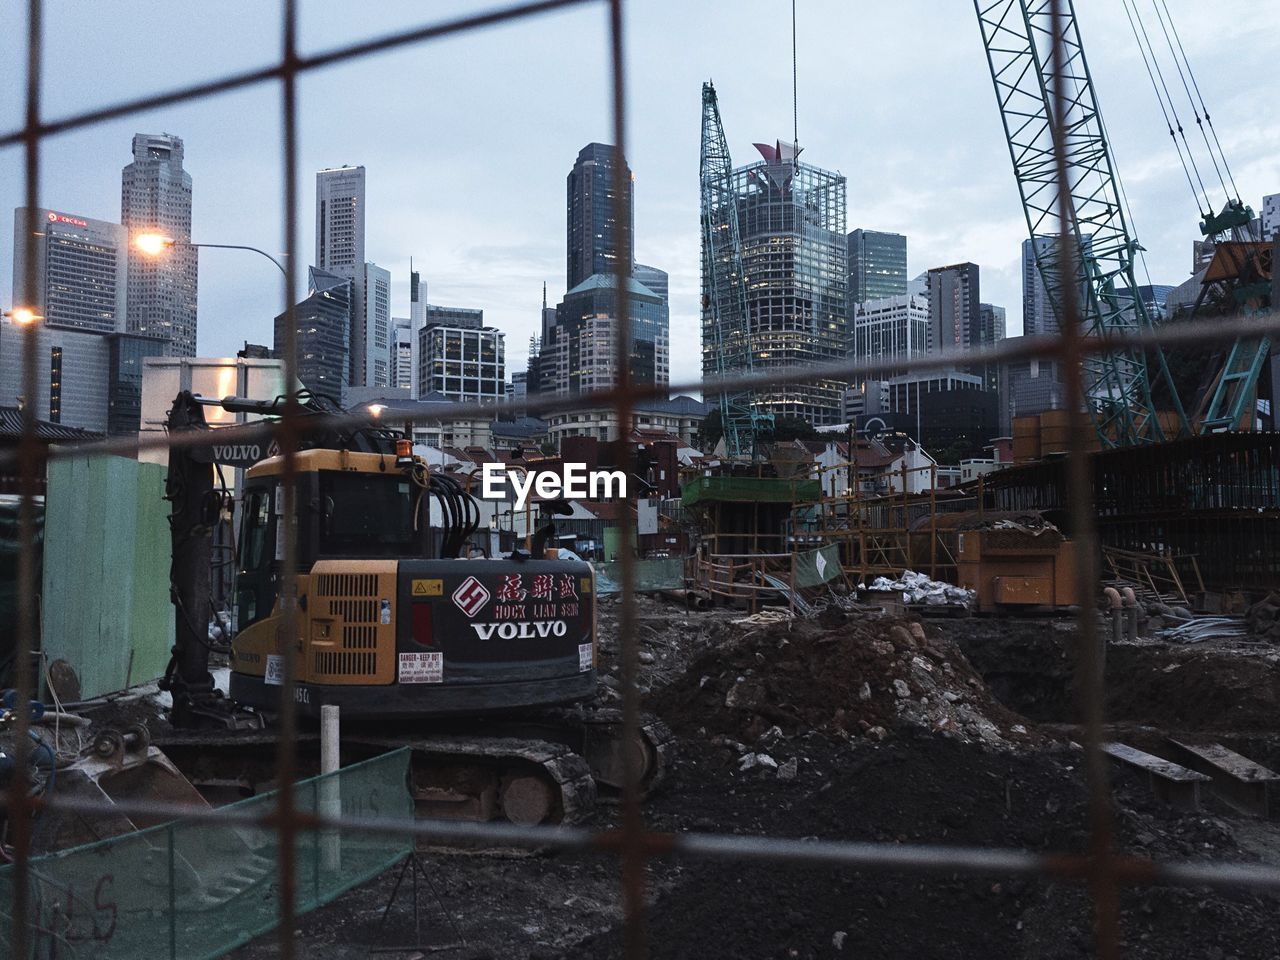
[0,748,411,960]
[593,557,685,595]
[679,476,820,507]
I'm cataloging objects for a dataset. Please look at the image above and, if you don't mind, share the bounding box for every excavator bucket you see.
[33,726,209,855]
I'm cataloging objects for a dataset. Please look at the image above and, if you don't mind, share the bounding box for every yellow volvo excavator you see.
[158,390,669,827]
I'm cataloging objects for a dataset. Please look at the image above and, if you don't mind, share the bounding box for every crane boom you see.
[700,81,769,458]
[974,0,1188,446]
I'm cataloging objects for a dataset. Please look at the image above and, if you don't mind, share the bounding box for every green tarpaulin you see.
[792,544,842,589]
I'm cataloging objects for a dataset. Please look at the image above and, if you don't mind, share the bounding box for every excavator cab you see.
[154,392,670,828]
[226,449,598,719]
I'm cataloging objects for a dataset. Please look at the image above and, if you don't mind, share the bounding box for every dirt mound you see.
[568,733,1276,960]
[649,609,1032,747]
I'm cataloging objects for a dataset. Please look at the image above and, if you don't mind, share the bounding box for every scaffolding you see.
[791,460,985,585]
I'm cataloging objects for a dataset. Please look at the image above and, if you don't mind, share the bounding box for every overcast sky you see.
[1,1,1275,394]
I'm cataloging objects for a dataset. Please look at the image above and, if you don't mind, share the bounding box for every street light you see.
[134,233,288,279]
[2,307,42,325]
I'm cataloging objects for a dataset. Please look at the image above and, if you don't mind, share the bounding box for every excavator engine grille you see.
[308,564,395,683]
[314,651,377,676]
[314,573,378,598]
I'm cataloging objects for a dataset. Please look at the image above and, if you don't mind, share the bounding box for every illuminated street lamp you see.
[134,233,288,279]
[2,307,42,324]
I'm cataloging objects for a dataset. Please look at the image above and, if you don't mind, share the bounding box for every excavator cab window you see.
[317,471,417,558]
[236,483,278,629]
[241,488,272,571]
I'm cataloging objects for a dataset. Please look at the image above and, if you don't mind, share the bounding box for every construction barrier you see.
[593,557,686,595]
[0,748,412,960]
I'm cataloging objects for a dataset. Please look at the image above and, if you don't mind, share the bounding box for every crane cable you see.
[1148,0,1230,204]
[1121,0,1211,216]
[791,0,798,157]
[1155,0,1244,205]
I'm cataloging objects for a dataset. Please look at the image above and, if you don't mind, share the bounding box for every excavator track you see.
[174,704,678,831]
[347,733,597,830]
[149,708,676,851]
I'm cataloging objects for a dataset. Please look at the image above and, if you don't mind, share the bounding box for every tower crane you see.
[976,0,1272,443]
[974,0,1184,446]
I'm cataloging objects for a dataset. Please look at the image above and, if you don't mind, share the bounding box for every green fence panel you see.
[40,456,172,699]
[792,544,842,589]
[1,748,412,959]
[593,557,686,595]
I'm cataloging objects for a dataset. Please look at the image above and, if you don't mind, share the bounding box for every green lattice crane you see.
[700,81,771,458]
[974,0,1189,446]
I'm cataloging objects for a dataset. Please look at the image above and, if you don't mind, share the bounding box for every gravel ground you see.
[226,601,1280,959]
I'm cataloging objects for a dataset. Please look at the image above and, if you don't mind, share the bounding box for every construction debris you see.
[651,609,1028,747]
[866,570,975,608]
[1245,591,1280,642]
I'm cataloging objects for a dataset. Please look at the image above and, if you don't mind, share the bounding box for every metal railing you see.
[2,3,1279,960]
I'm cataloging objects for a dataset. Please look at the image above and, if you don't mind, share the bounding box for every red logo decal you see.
[497,574,528,603]
[452,576,490,618]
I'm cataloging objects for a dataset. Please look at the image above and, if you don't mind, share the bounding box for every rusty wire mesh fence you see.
[1,1,1278,959]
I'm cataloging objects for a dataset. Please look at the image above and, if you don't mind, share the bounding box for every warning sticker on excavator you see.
[399,651,443,683]
[412,578,444,597]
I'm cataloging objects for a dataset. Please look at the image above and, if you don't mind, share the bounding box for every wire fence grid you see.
[2,2,1279,960]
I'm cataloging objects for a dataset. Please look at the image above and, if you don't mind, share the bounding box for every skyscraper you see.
[927,262,981,354]
[566,143,633,290]
[314,166,389,388]
[316,165,366,274]
[852,293,930,378]
[978,303,1006,343]
[106,332,168,436]
[1022,237,1054,337]
[1022,234,1093,336]
[550,274,669,397]
[12,207,128,333]
[407,262,427,398]
[274,266,351,402]
[976,302,1007,390]
[417,305,505,404]
[634,263,669,306]
[535,145,669,402]
[121,133,197,356]
[391,317,413,393]
[847,229,908,304]
[700,139,848,426]
[359,262,392,389]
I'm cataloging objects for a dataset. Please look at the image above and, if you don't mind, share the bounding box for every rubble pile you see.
[1244,591,1280,641]
[866,569,975,607]
[650,609,1031,748]
[592,594,744,697]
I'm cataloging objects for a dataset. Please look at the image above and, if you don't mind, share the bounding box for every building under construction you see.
[700,86,849,443]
